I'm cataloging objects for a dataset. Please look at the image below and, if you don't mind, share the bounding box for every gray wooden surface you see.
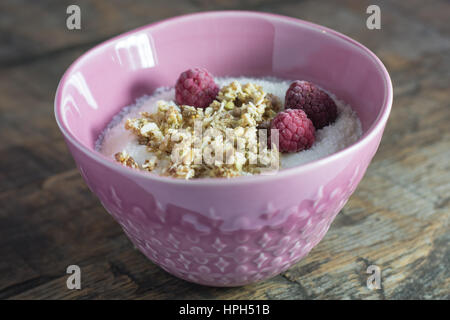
[0,0,449,299]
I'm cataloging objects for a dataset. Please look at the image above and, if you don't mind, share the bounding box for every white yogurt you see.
[97,77,362,171]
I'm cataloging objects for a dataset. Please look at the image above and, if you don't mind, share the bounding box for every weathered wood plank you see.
[0,0,198,66]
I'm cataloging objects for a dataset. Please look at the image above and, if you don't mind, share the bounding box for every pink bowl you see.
[55,11,392,286]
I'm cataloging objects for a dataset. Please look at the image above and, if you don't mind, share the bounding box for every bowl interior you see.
[56,12,389,154]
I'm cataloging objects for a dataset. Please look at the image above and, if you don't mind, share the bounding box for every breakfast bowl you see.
[55,11,392,286]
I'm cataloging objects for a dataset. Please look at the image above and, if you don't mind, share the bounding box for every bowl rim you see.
[54,10,393,186]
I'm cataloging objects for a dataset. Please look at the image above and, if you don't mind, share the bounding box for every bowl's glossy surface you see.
[55,11,392,286]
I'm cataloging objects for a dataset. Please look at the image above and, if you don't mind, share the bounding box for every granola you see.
[115,81,282,179]
[114,151,139,169]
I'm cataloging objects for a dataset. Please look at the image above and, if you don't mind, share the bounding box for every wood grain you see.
[0,0,448,299]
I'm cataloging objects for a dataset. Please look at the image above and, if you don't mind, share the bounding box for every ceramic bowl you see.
[55,11,392,286]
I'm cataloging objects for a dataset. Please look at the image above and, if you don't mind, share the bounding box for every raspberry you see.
[175,68,219,108]
[285,81,337,129]
[270,109,315,153]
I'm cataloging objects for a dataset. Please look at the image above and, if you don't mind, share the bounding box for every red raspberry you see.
[285,81,337,129]
[270,109,315,153]
[175,68,219,108]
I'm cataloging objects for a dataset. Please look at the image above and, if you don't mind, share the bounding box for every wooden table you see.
[0,0,448,299]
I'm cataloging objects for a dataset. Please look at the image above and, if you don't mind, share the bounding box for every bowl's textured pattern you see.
[78,157,368,286]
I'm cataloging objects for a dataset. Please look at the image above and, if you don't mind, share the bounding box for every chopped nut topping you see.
[115,81,281,179]
[114,151,139,169]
